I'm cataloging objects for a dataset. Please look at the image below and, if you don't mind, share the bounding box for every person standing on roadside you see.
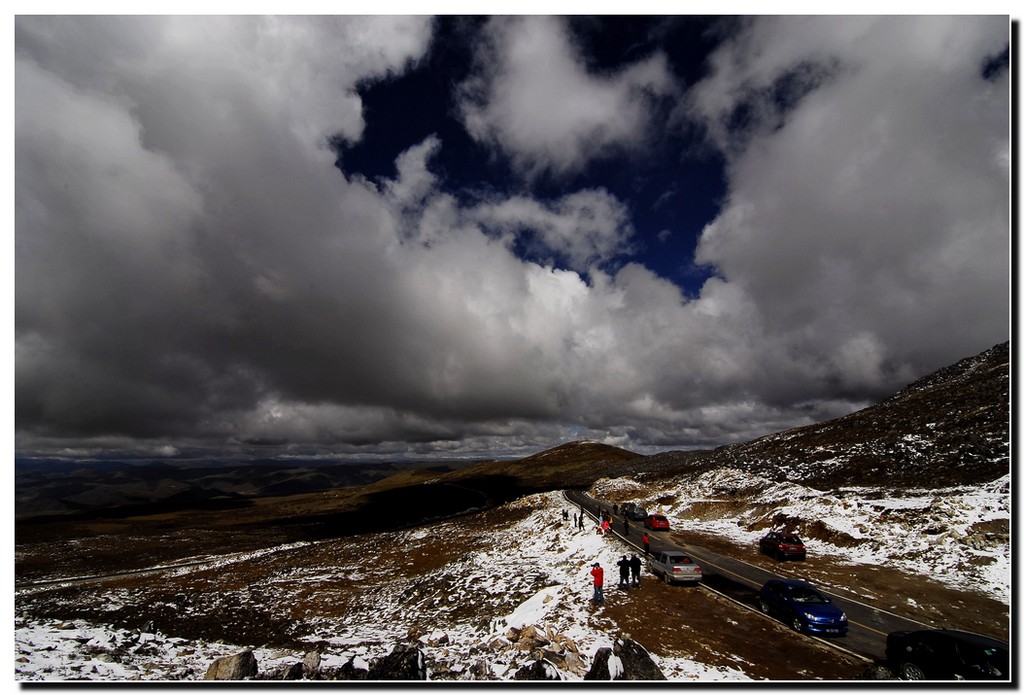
[629,553,642,587]
[590,563,605,606]
[617,555,630,590]
[642,533,650,556]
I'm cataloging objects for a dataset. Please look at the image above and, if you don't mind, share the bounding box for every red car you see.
[644,514,670,531]
[759,531,806,561]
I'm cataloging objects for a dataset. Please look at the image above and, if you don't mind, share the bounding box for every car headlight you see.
[840,613,847,622]
[804,612,817,621]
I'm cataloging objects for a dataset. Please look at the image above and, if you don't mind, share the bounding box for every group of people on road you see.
[573,503,653,552]
[575,505,613,535]
[596,507,651,555]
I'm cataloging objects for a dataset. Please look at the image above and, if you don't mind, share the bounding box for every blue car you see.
[759,579,848,636]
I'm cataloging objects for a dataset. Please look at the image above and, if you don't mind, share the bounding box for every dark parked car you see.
[885,629,1009,680]
[626,505,648,521]
[758,579,847,635]
[644,513,670,530]
[759,531,806,561]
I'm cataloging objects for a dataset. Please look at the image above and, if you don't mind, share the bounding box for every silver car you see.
[649,551,702,584]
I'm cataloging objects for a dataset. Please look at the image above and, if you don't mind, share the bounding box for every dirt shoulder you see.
[598,580,866,680]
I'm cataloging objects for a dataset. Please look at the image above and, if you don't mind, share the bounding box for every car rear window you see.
[667,555,691,564]
[781,535,802,543]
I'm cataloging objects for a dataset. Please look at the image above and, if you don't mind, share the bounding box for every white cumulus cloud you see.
[458,16,677,180]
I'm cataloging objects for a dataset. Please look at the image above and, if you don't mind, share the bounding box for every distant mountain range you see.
[14,458,479,520]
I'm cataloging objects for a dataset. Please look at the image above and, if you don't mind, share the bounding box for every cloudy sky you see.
[14,15,1011,461]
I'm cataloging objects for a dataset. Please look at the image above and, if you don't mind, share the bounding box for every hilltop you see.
[638,341,1009,488]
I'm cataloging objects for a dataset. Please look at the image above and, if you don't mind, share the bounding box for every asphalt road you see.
[565,489,933,663]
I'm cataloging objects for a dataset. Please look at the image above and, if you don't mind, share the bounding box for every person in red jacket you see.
[590,562,604,606]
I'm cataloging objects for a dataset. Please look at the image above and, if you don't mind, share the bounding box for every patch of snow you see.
[607,653,624,679]
[503,586,563,629]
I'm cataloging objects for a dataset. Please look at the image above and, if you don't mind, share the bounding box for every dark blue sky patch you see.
[336,16,729,295]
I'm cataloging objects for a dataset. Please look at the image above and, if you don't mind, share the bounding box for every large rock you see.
[367,644,427,680]
[562,650,585,676]
[585,647,620,681]
[302,651,321,678]
[280,662,305,680]
[469,659,494,680]
[338,657,370,680]
[515,625,549,651]
[321,656,369,681]
[512,659,563,680]
[204,649,258,680]
[584,638,666,681]
[255,652,321,681]
[496,624,586,677]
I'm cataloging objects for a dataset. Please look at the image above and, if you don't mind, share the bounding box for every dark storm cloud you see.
[14,15,1010,460]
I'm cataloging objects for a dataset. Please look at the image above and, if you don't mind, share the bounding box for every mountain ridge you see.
[638,341,1009,489]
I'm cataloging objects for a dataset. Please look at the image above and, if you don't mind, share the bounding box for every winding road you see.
[565,489,934,663]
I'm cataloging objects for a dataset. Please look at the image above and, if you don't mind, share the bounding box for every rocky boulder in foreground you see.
[585,637,666,680]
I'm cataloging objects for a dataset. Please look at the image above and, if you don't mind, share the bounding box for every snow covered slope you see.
[16,492,753,681]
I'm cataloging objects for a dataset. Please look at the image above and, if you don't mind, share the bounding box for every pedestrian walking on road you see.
[590,563,605,606]
[617,555,630,589]
[629,554,642,587]
[624,517,629,535]
[642,533,650,556]
[613,503,619,515]
[601,519,610,535]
